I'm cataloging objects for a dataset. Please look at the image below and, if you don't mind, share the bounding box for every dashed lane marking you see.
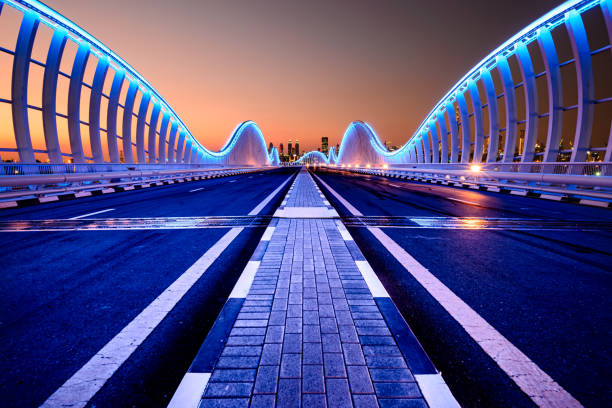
[68,208,115,220]
[189,187,204,192]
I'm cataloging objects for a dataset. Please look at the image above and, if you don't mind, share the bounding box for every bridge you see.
[0,0,610,407]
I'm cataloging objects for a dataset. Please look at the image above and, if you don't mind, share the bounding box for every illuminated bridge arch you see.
[313,0,612,168]
[0,0,275,167]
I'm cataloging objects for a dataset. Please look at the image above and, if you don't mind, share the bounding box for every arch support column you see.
[436,111,448,163]
[429,122,439,163]
[67,43,90,163]
[537,29,563,163]
[122,80,138,163]
[167,122,178,164]
[12,12,38,163]
[468,80,484,163]
[89,57,109,163]
[446,103,459,163]
[106,70,124,163]
[176,131,186,163]
[517,42,538,162]
[157,113,170,163]
[135,91,151,163]
[566,10,594,163]
[456,92,471,163]
[482,70,499,162]
[147,103,161,163]
[42,29,67,163]
[421,131,431,163]
[498,57,517,162]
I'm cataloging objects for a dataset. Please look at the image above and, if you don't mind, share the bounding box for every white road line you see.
[69,208,115,220]
[248,176,292,216]
[261,226,275,241]
[41,176,293,408]
[189,187,204,193]
[447,197,480,206]
[168,373,210,408]
[228,260,261,298]
[355,260,389,298]
[229,180,237,183]
[415,374,460,408]
[314,173,582,408]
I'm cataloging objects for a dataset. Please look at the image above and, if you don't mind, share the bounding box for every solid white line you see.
[261,226,275,241]
[415,374,460,408]
[42,176,292,408]
[189,187,204,193]
[318,174,581,408]
[69,208,115,220]
[167,373,211,408]
[229,180,237,183]
[229,261,261,298]
[355,260,389,298]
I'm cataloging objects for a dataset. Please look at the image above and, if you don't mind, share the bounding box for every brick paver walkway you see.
[200,170,426,407]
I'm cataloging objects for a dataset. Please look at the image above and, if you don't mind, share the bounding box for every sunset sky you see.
[2,0,563,154]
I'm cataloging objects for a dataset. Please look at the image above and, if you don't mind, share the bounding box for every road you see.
[0,167,297,407]
[313,168,612,408]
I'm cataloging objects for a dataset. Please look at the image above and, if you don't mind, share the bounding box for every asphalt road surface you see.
[313,168,612,408]
[0,168,297,407]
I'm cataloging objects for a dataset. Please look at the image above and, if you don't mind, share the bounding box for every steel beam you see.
[106,70,124,163]
[135,91,151,163]
[67,43,90,164]
[11,12,38,163]
[42,29,67,163]
[566,10,594,163]
[89,56,109,163]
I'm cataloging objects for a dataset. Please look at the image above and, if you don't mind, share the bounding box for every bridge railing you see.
[390,162,610,176]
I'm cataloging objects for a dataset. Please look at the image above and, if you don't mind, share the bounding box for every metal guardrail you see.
[0,162,251,176]
[388,162,610,176]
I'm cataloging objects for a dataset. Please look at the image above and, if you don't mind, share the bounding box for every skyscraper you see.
[288,140,293,156]
[268,142,273,153]
[295,140,300,156]
[321,137,328,154]
[279,143,284,155]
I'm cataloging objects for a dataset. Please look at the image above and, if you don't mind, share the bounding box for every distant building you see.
[295,140,300,156]
[280,143,284,155]
[322,137,328,154]
[288,140,293,156]
[336,143,340,152]
[268,142,273,153]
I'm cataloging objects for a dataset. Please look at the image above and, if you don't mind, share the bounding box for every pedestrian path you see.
[170,169,457,408]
